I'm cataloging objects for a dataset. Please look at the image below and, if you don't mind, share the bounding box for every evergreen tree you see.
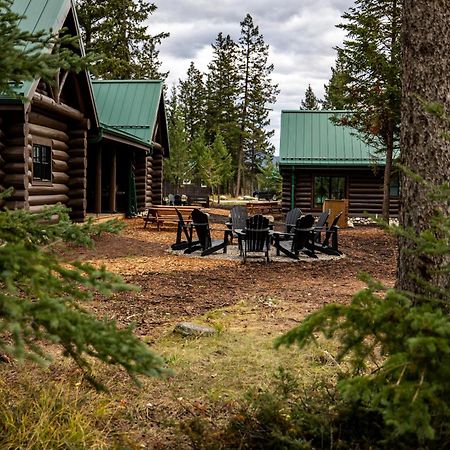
[0,4,165,384]
[235,14,279,196]
[322,56,351,110]
[205,32,241,172]
[164,90,191,189]
[300,84,321,110]
[198,132,233,204]
[397,0,450,295]
[178,62,207,142]
[76,0,168,79]
[332,0,402,220]
[0,0,91,98]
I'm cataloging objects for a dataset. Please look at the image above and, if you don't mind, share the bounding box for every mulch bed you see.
[69,212,396,337]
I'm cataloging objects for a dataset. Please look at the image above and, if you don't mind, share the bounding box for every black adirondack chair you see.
[272,214,317,259]
[284,208,302,233]
[171,208,199,251]
[236,214,271,263]
[314,210,331,242]
[184,209,228,256]
[314,212,342,256]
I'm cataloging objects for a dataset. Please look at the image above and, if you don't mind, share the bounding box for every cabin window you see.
[390,174,400,197]
[313,176,346,207]
[32,144,52,182]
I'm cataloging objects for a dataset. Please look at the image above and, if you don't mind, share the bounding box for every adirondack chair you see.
[184,209,228,256]
[272,214,317,259]
[314,210,331,242]
[284,208,302,233]
[226,205,248,246]
[171,208,199,250]
[236,214,271,263]
[314,212,342,256]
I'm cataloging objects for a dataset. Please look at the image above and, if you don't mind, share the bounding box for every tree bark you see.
[397,0,450,293]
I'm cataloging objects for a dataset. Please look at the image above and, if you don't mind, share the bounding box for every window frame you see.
[312,175,347,209]
[32,142,53,184]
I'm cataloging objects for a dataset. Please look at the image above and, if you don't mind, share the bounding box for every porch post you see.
[109,148,117,212]
[94,146,102,213]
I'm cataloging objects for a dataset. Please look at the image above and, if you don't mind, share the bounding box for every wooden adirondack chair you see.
[284,208,302,233]
[314,212,342,255]
[171,208,199,250]
[314,209,331,242]
[272,214,317,259]
[236,214,271,263]
[226,205,248,246]
[184,209,228,256]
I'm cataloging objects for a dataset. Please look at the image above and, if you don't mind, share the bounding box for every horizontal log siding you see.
[28,111,70,213]
[2,120,29,210]
[134,151,147,212]
[151,150,163,205]
[0,119,5,207]
[145,156,153,208]
[281,165,399,216]
[67,129,87,221]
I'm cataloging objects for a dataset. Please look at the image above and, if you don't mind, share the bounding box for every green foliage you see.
[76,0,168,80]
[0,204,166,387]
[0,0,93,98]
[300,85,321,110]
[276,183,450,447]
[256,159,282,195]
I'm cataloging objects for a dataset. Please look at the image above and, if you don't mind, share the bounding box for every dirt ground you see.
[72,210,397,338]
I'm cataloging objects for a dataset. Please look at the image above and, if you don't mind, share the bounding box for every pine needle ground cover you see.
[0,217,396,448]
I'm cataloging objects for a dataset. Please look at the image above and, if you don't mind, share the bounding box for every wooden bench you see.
[246,201,283,216]
[143,206,196,230]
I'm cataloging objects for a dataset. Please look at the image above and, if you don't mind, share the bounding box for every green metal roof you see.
[279,110,383,166]
[5,0,73,99]
[92,80,164,145]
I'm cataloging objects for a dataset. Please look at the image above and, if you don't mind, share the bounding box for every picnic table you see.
[143,205,197,230]
[246,201,282,216]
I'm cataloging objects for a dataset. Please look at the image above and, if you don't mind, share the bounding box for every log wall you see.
[0,118,4,207]
[27,111,70,214]
[280,165,399,216]
[145,155,153,208]
[135,151,147,211]
[151,149,163,205]
[67,129,87,221]
[2,119,29,210]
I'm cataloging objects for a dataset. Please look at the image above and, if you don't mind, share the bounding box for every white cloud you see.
[149,0,355,153]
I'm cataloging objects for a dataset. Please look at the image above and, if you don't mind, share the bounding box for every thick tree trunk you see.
[397,0,450,294]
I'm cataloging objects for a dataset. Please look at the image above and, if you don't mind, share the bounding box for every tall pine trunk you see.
[382,122,394,221]
[397,0,450,294]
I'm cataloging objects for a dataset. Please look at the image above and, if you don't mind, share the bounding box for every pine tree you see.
[322,57,351,110]
[178,62,207,142]
[332,0,402,220]
[235,14,279,196]
[164,89,191,189]
[0,3,165,384]
[76,0,168,79]
[397,0,450,295]
[300,84,320,110]
[0,0,91,98]
[196,132,233,204]
[205,33,241,178]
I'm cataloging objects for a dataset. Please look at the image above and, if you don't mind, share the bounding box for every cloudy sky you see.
[149,0,355,154]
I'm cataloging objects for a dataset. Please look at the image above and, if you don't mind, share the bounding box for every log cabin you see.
[90,80,169,216]
[279,110,399,217]
[0,0,98,221]
[0,0,169,220]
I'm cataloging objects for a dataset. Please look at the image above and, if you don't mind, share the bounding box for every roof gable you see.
[92,80,165,145]
[279,110,383,166]
[9,0,73,98]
